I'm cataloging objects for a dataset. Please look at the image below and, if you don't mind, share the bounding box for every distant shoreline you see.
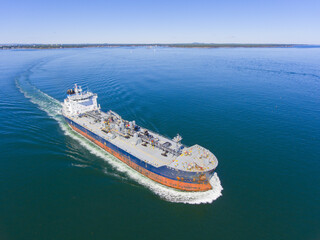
[1,43,317,50]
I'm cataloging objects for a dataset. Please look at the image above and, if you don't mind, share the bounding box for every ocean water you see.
[0,47,319,240]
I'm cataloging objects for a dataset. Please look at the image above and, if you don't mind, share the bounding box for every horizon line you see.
[1,43,319,45]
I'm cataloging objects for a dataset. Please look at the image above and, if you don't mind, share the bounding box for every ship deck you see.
[67,111,218,172]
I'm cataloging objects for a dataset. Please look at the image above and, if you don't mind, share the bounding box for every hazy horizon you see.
[2,41,320,46]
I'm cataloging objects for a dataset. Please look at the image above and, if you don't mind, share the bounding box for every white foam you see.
[16,78,223,204]
[71,163,90,168]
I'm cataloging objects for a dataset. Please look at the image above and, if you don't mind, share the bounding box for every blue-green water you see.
[0,47,319,240]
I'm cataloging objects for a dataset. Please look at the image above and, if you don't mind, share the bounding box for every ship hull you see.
[64,116,214,192]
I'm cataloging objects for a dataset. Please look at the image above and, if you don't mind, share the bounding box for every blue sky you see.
[1,0,319,44]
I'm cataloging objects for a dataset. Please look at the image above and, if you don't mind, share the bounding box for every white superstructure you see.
[62,84,100,116]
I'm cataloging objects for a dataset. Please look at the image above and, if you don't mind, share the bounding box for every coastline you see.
[0,43,311,50]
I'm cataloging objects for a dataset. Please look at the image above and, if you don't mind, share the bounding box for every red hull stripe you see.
[69,124,212,192]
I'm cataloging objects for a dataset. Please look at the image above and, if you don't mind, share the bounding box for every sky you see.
[1,0,319,44]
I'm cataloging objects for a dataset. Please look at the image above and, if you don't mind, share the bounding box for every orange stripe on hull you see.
[69,124,212,192]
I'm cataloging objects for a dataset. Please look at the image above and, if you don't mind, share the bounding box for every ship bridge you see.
[63,84,100,116]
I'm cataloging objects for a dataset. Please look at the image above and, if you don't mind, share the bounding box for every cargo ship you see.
[63,84,218,191]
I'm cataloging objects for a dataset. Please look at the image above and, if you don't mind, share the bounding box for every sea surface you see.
[0,47,319,240]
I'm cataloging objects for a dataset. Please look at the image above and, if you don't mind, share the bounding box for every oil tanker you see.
[63,84,218,191]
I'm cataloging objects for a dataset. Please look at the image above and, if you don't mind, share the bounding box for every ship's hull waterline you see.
[65,116,214,192]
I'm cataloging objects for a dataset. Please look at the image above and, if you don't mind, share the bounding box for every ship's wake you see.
[16,76,223,204]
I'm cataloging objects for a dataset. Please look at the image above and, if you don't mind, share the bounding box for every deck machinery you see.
[63,84,218,191]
